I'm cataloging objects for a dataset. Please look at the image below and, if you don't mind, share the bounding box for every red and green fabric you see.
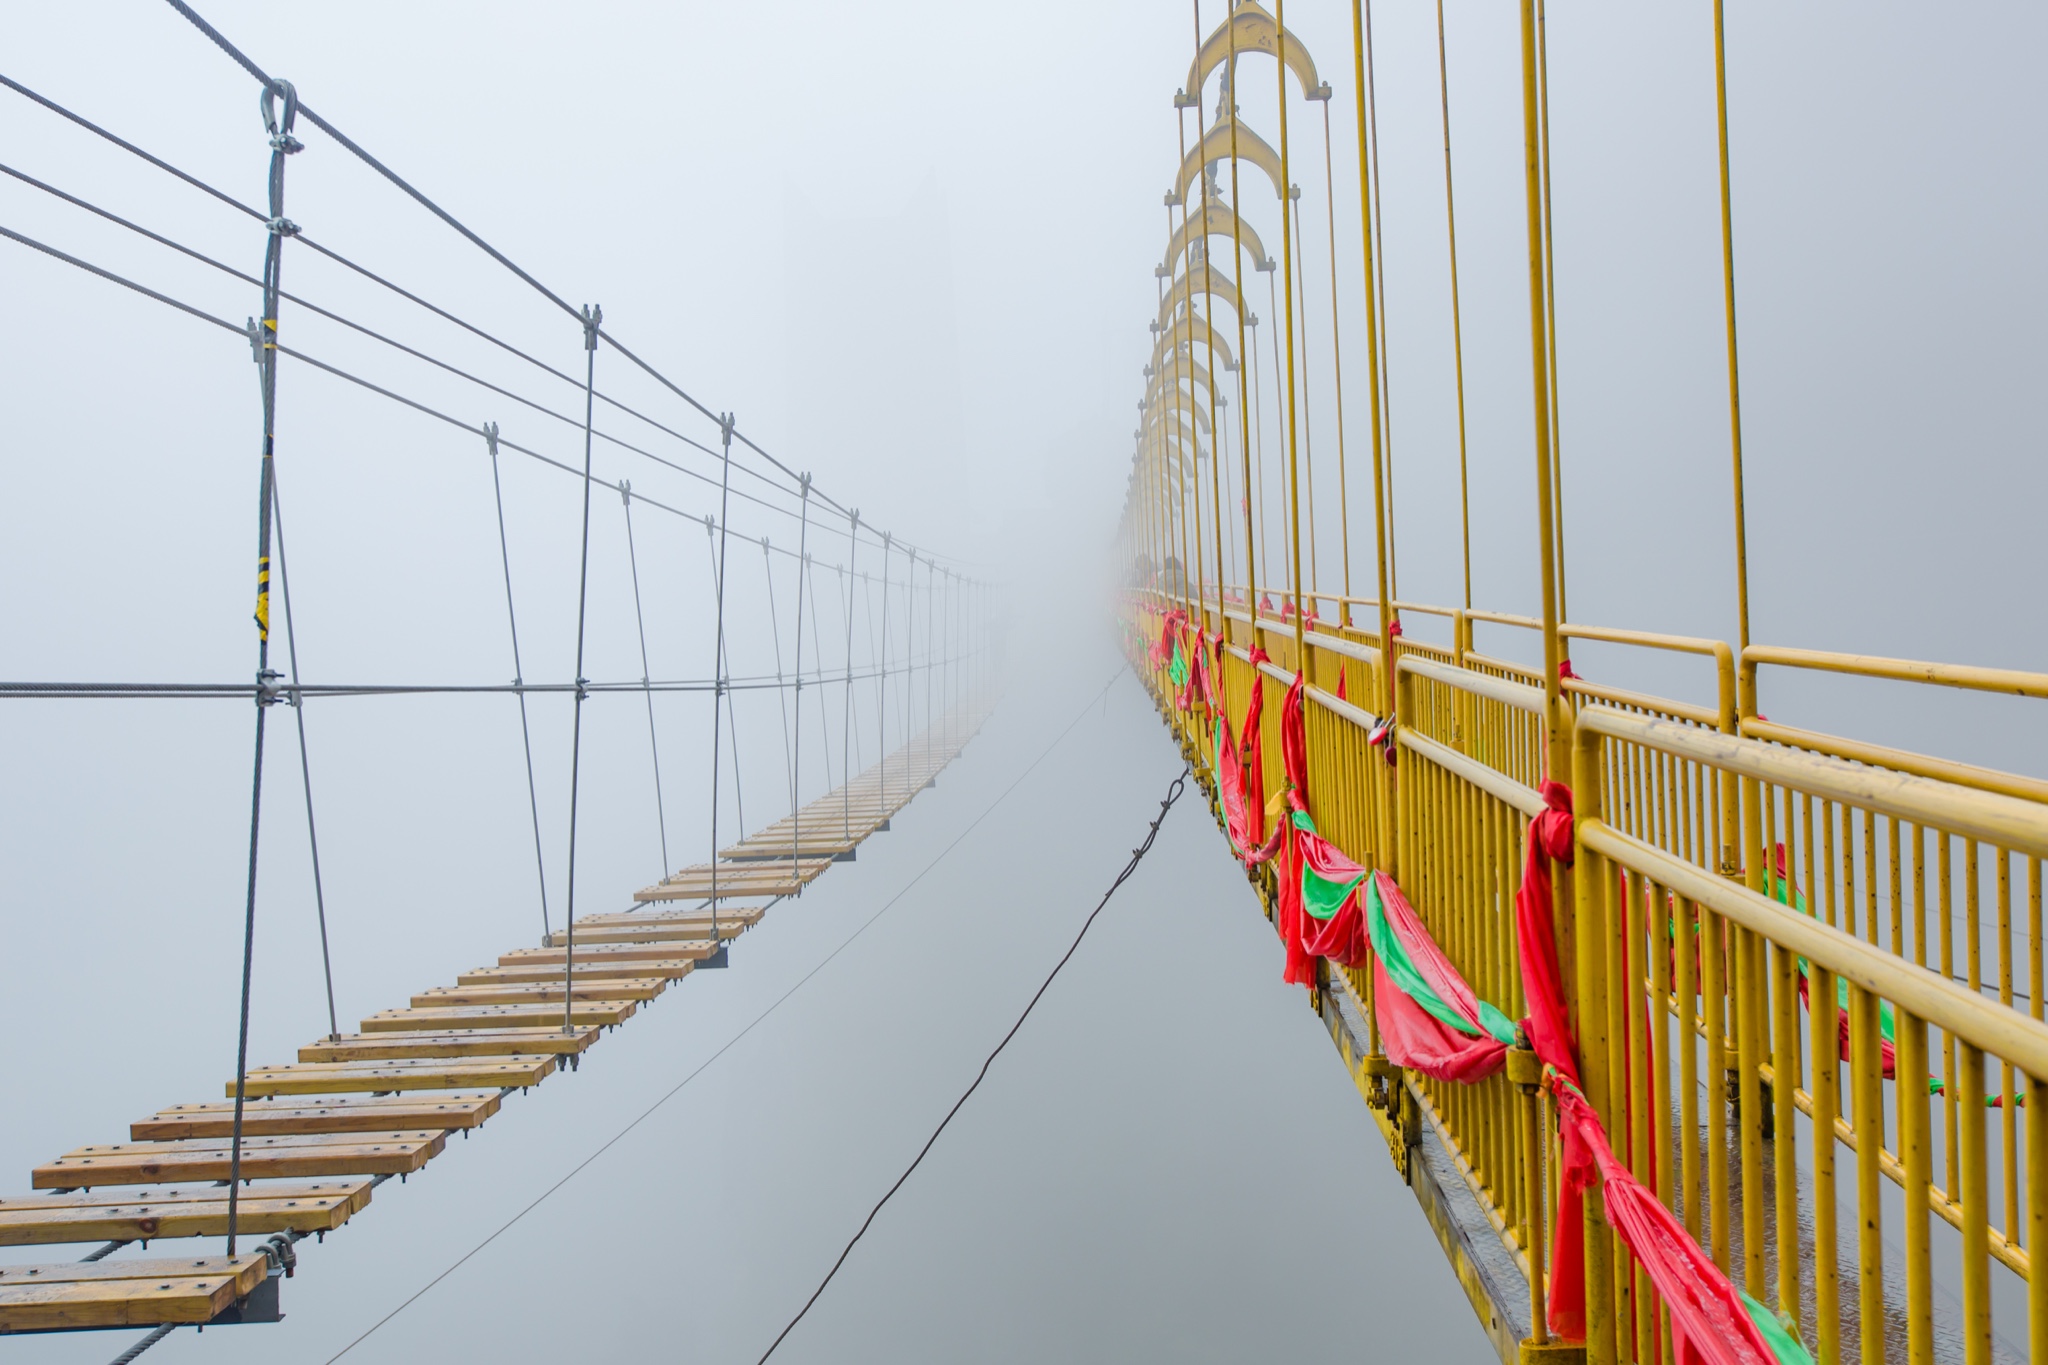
[1275,808,1371,984]
[1550,1078,1811,1365]
[1366,868,1516,1083]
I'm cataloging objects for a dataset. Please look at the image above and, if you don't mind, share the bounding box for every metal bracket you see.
[580,303,602,352]
[256,669,285,707]
[1173,89,1198,109]
[618,478,632,505]
[266,217,300,237]
[718,411,736,447]
[482,421,500,459]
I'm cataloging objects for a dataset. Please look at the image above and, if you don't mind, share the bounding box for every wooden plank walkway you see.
[0,713,984,1334]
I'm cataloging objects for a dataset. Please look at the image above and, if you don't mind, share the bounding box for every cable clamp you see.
[256,669,285,707]
[618,478,632,505]
[269,131,304,154]
[719,411,736,447]
[261,1234,298,1278]
[482,421,500,458]
[266,217,300,238]
[245,317,266,365]
[574,676,589,702]
[580,303,602,352]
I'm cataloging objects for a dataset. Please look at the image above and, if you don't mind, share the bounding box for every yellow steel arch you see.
[1174,116,1286,206]
[1151,313,1238,374]
[1150,355,1216,402]
[1146,390,1212,435]
[1166,193,1273,275]
[1155,268,1241,334]
[1183,0,1327,106]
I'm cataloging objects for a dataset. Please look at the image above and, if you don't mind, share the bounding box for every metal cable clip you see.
[256,668,285,706]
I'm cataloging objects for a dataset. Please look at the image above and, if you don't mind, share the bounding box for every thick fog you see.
[1,2,2043,1362]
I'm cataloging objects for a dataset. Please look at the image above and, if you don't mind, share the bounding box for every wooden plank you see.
[635,877,809,903]
[456,961,696,986]
[132,1095,499,1140]
[358,1002,633,1032]
[0,1182,369,1247]
[35,1133,443,1188]
[499,943,718,967]
[299,1027,600,1060]
[231,1055,554,1096]
[411,979,665,1007]
[0,1256,270,1332]
[570,907,766,929]
[542,924,732,947]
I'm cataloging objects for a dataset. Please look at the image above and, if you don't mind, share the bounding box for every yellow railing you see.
[1132,591,2048,1365]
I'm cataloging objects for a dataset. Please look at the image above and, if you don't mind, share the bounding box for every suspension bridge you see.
[4,2,2045,1364]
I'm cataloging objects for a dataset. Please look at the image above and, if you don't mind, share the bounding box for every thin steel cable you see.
[840,514,859,839]
[706,420,738,938]
[315,674,1107,1365]
[0,72,262,220]
[105,1324,176,1365]
[268,468,341,1042]
[1362,0,1399,602]
[620,481,671,874]
[762,537,797,833]
[560,304,603,1032]
[483,423,551,939]
[755,763,1190,1364]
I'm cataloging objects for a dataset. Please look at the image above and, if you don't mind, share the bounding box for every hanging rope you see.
[224,74,301,1258]
[1434,0,1475,613]
[619,479,671,873]
[789,475,812,876]
[267,469,339,1042]
[559,303,603,1030]
[483,422,552,938]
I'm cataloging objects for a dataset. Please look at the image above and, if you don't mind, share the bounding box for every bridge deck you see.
[0,715,983,1335]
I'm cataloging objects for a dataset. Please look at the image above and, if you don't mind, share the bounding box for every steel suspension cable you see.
[1317,98,1353,619]
[224,75,300,1258]
[1434,0,1476,614]
[267,468,340,1042]
[1224,37,1261,635]
[840,513,860,840]
[1535,0,1568,624]
[1361,0,1399,604]
[559,304,603,1031]
[877,534,892,807]
[1712,0,1752,650]
[760,538,797,845]
[482,423,551,938]
[1275,1,1305,654]
[705,418,739,945]
[1349,0,1396,707]
[789,478,812,877]
[1291,201,1319,599]
[620,481,671,874]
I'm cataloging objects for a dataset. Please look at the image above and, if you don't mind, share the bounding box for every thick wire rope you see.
[754,763,1189,1364]
[223,76,299,1257]
[151,3,974,571]
[840,514,860,839]
[761,537,798,834]
[0,216,866,573]
[1,64,969,572]
[788,477,812,876]
[1361,0,1400,603]
[1434,0,1476,613]
[315,672,1117,1365]
[705,420,740,940]
[483,423,551,938]
[268,468,340,1041]
[620,481,671,874]
[558,304,603,1031]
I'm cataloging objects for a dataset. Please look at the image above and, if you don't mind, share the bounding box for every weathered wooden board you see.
[634,877,809,902]
[132,1095,499,1141]
[542,924,732,948]
[410,979,664,1007]
[231,1055,554,1097]
[300,1027,601,1060]
[455,960,697,986]
[358,1002,633,1033]
[0,1181,370,1247]
[0,1256,270,1332]
[570,906,766,929]
[498,943,718,967]
[36,1133,443,1188]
